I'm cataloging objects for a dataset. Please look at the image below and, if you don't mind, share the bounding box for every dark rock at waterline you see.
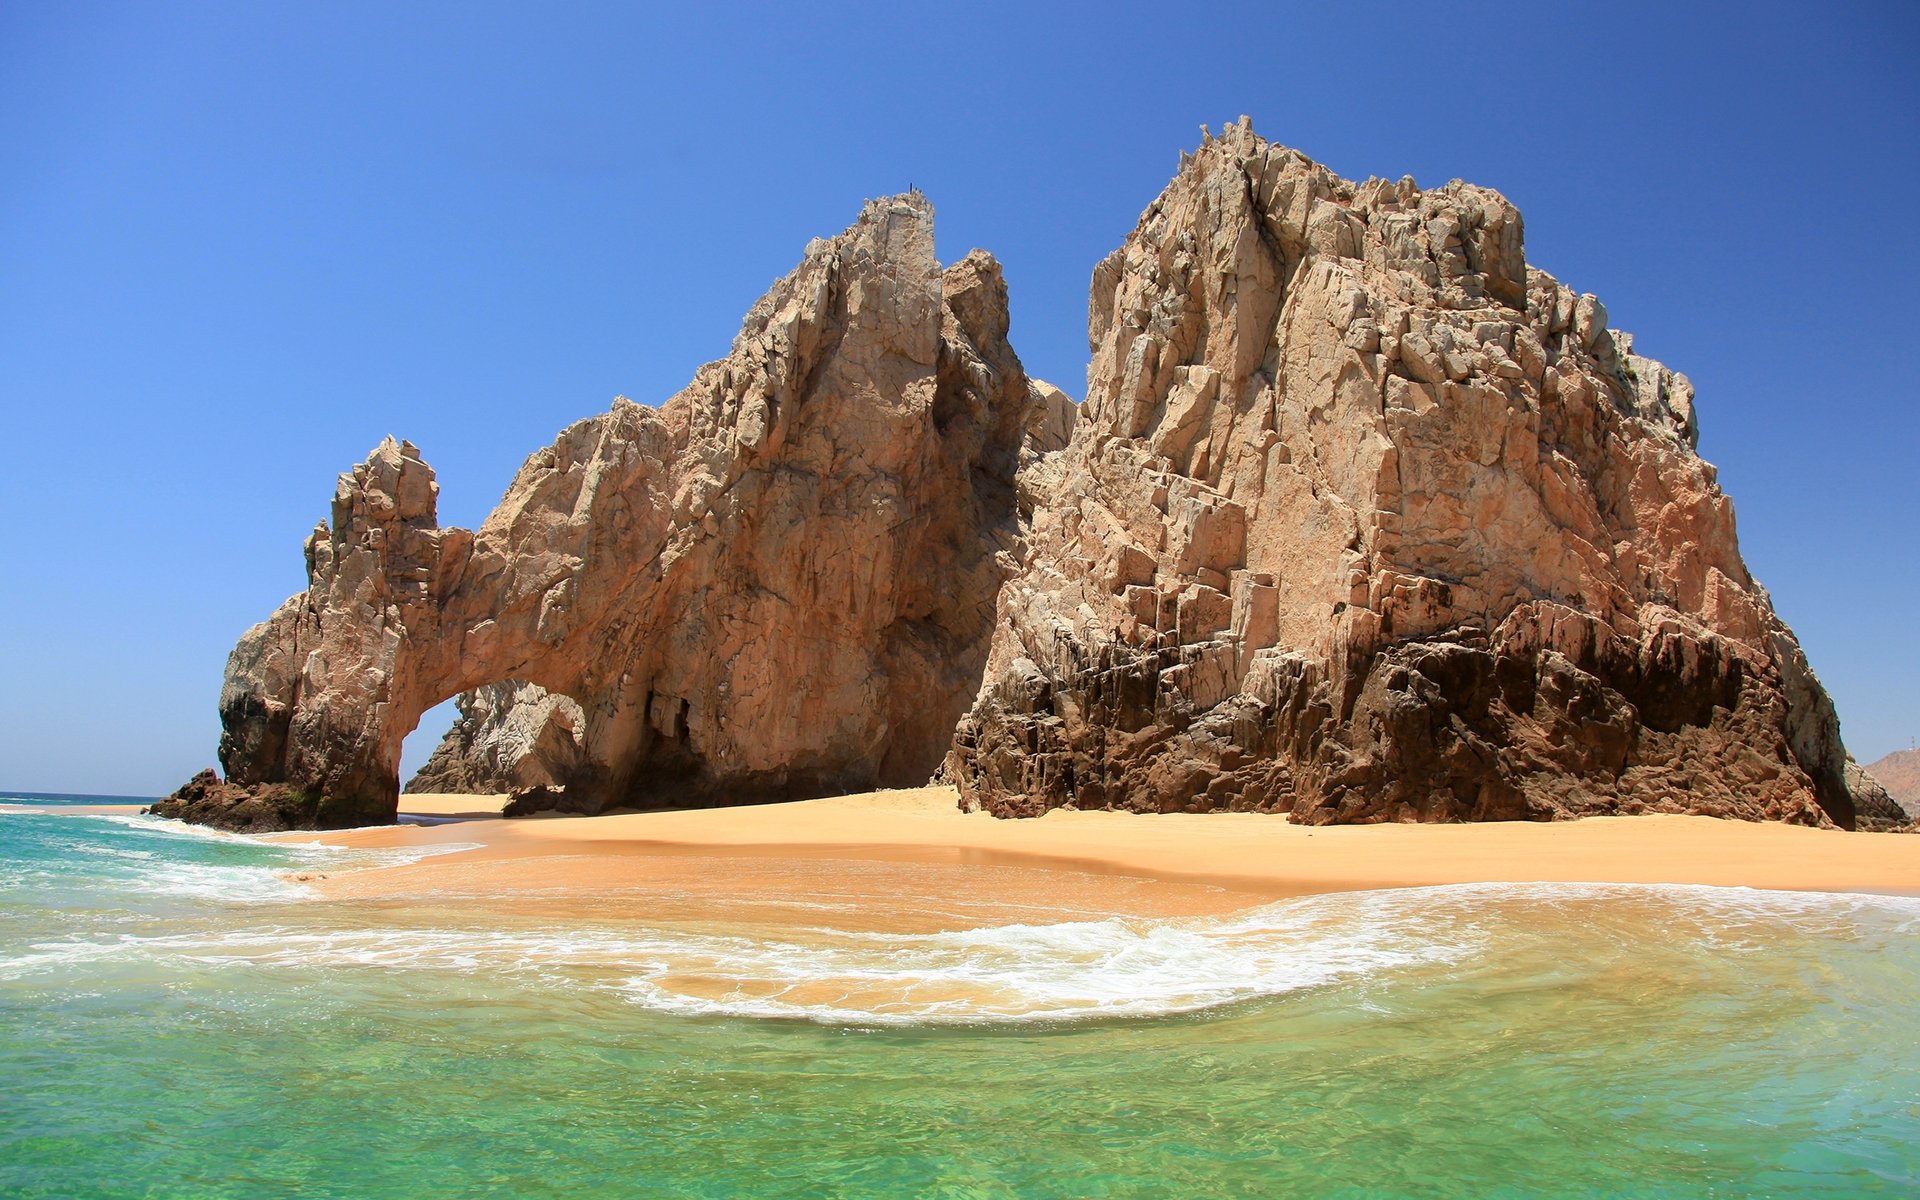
[148,768,388,833]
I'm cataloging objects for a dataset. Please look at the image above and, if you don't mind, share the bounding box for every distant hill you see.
[1865,749,1920,818]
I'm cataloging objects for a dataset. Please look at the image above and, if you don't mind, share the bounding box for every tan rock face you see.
[945,119,1886,829]
[189,195,1039,828]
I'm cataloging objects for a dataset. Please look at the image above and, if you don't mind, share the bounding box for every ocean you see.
[2,794,1916,1198]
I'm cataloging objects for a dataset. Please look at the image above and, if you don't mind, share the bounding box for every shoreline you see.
[267,787,1920,928]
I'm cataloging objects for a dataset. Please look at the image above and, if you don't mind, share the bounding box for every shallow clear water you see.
[2,796,1917,1198]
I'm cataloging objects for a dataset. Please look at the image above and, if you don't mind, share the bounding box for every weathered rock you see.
[404,681,587,795]
[945,118,1886,829]
[195,193,1041,830]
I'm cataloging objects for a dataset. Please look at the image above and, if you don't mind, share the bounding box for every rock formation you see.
[403,682,587,795]
[166,193,1044,829]
[171,123,1897,834]
[944,118,1897,830]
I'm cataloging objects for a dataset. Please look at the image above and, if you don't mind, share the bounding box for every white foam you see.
[5,882,1911,1023]
[1,805,480,906]
[0,889,1472,1020]
[59,810,481,866]
[614,898,1469,1024]
[272,839,484,868]
[128,839,483,902]
[86,846,158,862]
[82,811,254,840]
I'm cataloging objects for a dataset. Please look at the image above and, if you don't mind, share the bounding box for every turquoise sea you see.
[2,793,1917,1198]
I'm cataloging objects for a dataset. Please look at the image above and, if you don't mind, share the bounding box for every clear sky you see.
[2,1,1915,796]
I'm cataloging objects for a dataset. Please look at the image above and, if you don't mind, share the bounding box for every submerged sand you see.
[265,786,1920,930]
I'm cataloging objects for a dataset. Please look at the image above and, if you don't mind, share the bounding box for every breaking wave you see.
[4,882,1912,1025]
[0,805,473,905]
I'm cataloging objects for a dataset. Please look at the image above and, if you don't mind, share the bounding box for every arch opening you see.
[399,696,461,788]
[396,680,593,806]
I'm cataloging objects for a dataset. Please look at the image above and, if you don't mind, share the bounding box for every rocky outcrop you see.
[196,193,1043,829]
[147,769,329,834]
[403,682,587,795]
[945,119,1887,829]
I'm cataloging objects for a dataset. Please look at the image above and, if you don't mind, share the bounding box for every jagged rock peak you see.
[162,193,1060,830]
[945,119,1888,830]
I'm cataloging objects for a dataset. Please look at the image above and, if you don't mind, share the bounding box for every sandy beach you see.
[268,787,1920,929]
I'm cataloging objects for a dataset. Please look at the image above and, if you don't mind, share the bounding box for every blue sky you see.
[1,1,1915,795]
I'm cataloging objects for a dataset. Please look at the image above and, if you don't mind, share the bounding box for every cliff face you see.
[945,120,1889,829]
[164,194,1041,829]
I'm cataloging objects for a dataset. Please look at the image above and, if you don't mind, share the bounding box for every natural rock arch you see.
[206,195,1056,827]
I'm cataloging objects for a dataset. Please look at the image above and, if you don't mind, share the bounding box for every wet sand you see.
[266,787,1920,930]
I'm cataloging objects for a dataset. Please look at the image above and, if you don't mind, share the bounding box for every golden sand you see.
[258,786,1920,930]
[391,793,511,817]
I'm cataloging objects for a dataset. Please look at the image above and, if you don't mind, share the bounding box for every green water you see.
[2,798,1916,1197]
